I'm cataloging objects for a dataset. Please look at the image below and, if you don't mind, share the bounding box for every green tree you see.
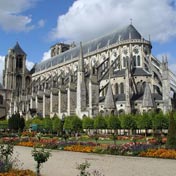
[63,116,72,132]
[43,117,52,133]
[166,111,176,149]
[63,116,82,134]
[71,116,82,133]
[106,115,121,134]
[120,114,137,136]
[52,116,62,135]
[8,113,21,131]
[151,112,169,135]
[82,117,94,132]
[136,113,152,137]
[94,115,107,132]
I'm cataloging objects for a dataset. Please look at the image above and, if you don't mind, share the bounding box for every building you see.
[2,24,176,119]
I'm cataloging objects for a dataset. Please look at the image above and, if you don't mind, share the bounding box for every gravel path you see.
[14,146,176,176]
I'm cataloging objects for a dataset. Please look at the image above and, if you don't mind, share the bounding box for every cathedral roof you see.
[142,82,155,107]
[12,42,26,55]
[104,81,116,109]
[35,24,148,73]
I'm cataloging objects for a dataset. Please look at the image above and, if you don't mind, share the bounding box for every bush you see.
[166,111,176,149]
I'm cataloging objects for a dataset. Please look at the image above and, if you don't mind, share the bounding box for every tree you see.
[63,116,82,134]
[136,113,152,137]
[8,113,21,131]
[71,116,82,133]
[120,114,137,136]
[166,111,176,149]
[43,117,52,133]
[151,112,169,136]
[82,117,94,131]
[94,115,107,132]
[19,116,25,131]
[106,115,121,134]
[52,116,62,135]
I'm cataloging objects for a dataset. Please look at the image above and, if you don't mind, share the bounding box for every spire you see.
[13,42,26,55]
[78,42,84,72]
[104,81,116,110]
[142,82,155,107]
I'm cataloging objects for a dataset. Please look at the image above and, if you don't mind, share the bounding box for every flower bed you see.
[139,148,176,159]
[64,145,96,153]
[0,169,35,176]
[18,141,35,147]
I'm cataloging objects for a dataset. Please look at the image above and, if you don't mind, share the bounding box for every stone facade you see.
[2,24,176,118]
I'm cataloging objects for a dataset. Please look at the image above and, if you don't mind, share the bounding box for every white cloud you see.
[0,0,38,32]
[26,60,34,70]
[37,19,45,28]
[0,56,5,84]
[50,0,176,43]
[41,50,51,61]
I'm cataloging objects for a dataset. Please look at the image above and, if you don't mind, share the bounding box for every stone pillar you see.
[50,92,53,115]
[88,81,93,117]
[67,88,71,116]
[58,89,61,116]
[43,94,45,117]
[35,96,38,110]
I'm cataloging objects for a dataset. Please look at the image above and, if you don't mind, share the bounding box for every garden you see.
[0,111,176,175]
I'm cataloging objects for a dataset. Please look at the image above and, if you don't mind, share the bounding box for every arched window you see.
[137,55,141,66]
[141,82,146,94]
[120,83,124,94]
[26,76,30,85]
[115,83,119,94]
[133,55,141,67]
[16,75,22,96]
[0,94,3,105]
[133,56,137,66]
[123,57,126,68]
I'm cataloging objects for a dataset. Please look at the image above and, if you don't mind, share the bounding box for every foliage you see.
[136,113,152,130]
[52,116,62,133]
[166,111,176,149]
[32,147,51,176]
[0,120,8,130]
[76,161,104,176]
[43,117,52,132]
[64,116,82,133]
[106,115,121,131]
[94,115,107,130]
[82,117,94,130]
[151,112,168,130]
[0,144,14,172]
[77,160,91,176]
[120,114,136,135]
[8,113,25,131]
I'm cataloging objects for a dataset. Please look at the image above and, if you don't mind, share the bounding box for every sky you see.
[0,0,176,83]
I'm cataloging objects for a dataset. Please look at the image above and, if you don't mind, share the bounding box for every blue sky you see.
[0,0,176,83]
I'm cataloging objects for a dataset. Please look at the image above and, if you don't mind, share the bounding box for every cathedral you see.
[1,24,176,119]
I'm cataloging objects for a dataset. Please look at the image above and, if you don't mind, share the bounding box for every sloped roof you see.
[142,82,155,107]
[104,82,116,109]
[12,42,26,55]
[35,24,146,73]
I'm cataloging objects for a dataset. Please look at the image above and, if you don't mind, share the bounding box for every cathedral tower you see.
[3,42,30,116]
